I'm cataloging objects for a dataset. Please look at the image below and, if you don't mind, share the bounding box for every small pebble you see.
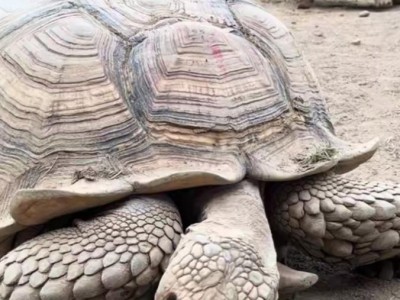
[314,30,324,37]
[359,10,370,17]
[351,39,361,45]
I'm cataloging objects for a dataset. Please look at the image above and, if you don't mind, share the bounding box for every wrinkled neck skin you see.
[189,180,277,275]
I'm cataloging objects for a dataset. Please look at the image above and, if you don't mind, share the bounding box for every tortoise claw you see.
[278,262,319,295]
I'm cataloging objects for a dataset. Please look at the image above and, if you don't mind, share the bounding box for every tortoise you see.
[0,0,399,299]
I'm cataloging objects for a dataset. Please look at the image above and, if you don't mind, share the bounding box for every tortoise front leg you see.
[269,172,400,269]
[156,180,279,300]
[0,195,182,300]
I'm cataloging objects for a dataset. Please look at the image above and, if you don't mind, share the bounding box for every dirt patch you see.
[260,2,400,299]
[263,3,400,182]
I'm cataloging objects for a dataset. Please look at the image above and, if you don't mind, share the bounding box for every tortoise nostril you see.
[166,292,178,300]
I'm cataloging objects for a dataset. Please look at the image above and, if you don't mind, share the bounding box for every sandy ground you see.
[260,2,400,299]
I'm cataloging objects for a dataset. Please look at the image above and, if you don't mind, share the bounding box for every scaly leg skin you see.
[268,172,400,274]
[156,180,279,300]
[0,195,182,300]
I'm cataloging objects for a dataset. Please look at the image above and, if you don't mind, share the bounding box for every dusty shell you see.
[0,0,378,245]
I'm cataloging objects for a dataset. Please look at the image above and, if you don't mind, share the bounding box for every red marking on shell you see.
[211,44,223,59]
[211,44,226,73]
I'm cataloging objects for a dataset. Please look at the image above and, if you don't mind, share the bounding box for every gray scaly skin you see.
[269,172,400,267]
[0,182,318,300]
[0,196,182,300]
[156,180,279,300]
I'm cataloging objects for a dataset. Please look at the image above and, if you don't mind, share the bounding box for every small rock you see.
[359,10,370,17]
[351,39,361,46]
[314,30,324,37]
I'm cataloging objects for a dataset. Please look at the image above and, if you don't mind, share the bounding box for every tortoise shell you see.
[0,0,377,237]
